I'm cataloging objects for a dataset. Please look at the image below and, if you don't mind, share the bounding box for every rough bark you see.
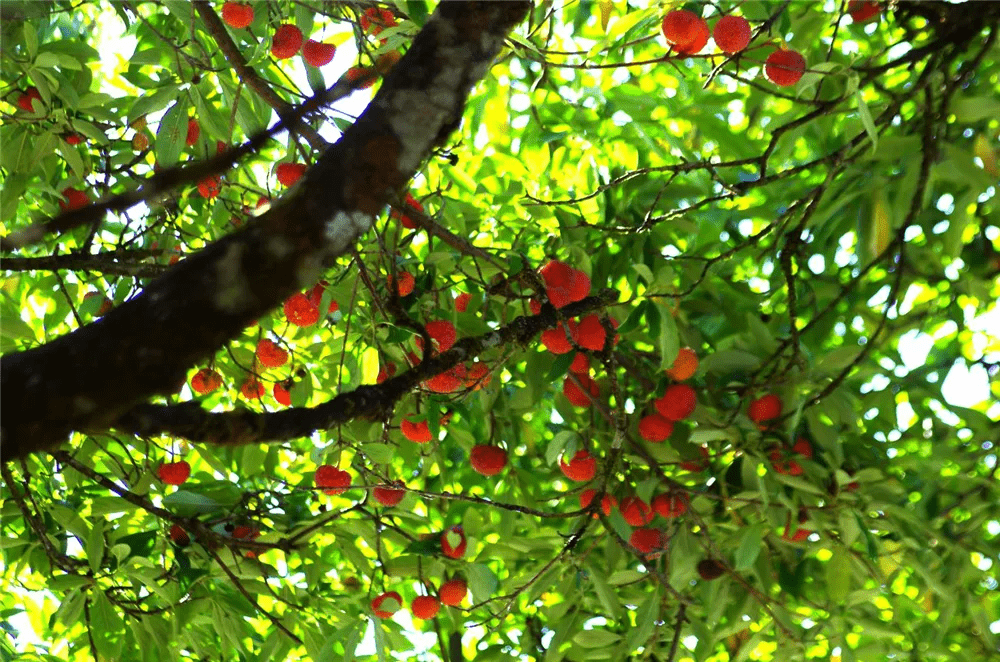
[0,1,532,462]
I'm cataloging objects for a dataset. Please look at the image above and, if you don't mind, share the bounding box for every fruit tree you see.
[1,1,999,661]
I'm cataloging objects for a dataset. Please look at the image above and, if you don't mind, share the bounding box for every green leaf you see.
[733,522,766,571]
[652,302,678,370]
[855,90,879,154]
[162,490,222,516]
[467,563,498,603]
[572,629,621,648]
[154,100,187,168]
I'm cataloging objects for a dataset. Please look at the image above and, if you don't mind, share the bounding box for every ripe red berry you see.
[464,362,491,391]
[620,497,654,527]
[559,450,596,482]
[240,378,265,400]
[185,118,200,147]
[391,192,423,229]
[283,292,320,326]
[652,493,688,518]
[563,374,599,407]
[538,260,590,308]
[423,320,456,352]
[390,271,415,297]
[848,1,881,23]
[748,394,782,424]
[169,524,190,546]
[629,527,664,554]
[569,352,589,374]
[360,7,397,36]
[441,525,467,559]
[423,364,467,393]
[221,2,254,29]
[653,384,697,421]
[439,578,467,607]
[401,417,433,443]
[576,315,606,351]
[307,281,338,313]
[662,10,710,55]
[16,87,42,112]
[64,133,84,145]
[372,591,402,618]
[302,39,336,67]
[271,24,303,59]
[197,176,222,199]
[191,368,223,395]
[273,381,292,406]
[665,347,699,381]
[373,480,406,507]
[580,489,616,518]
[345,66,377,89]
[315,465,350,495]
[782,525,812,542]
[157,460,191,485]
[470,445,507,477]
[455,292,472,312]
[275,162,307,187]
[377,361,397,384]
[638,413,674,443]
[256,339,288,368]
[411,595,441,620]
[713,15,752,53]
[541,320,579,355]
[58,187,90,211]
[764,49,806,87]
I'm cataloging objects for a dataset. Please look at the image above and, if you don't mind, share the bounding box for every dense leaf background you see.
[1,1,998,661]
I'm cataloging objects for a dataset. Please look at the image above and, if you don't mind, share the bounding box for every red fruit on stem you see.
[576,315,606,351]
[662,10,710,55]
[256,339,288,368]
[638,414,674,442]
[64,133,84,145]
[16,87,42,112]
[652,493,688,518]
[58,188,90,211]
[782,525,812,542]
[580,489,616,517]
[197,176,222,199]
[302,39,336,67]
[391,192,423,229]
[423,320,457,352]
[360,7,397,35]
[619,496,654,527]
[191,368,223,395]
[308,281,338,313]
[283,292,320,326]
[240,378,265,400]
[465,362,491,390]
[439,578,467,606]
[764,49,806,87]
[541,320,579,355]
[221,1,254,29]
[748,394,782,424]
[373,480,406,507]
[372,591,402,618]
[713,15,752,53]
[315,465,350,495]
[423,364,467,393]
[559,450,596,482]
[273,381,292,406]
[569,352,589,374]
[157,460,191,485]
[563,374,599,407]
[629,527,664,554]
[654,384,697,421]
[441,526,467,559]
[470,445,507,477]
[185,118,200,147]
[346,66,376,89]
[665,347,699,381]
[390,271,415,297]
[529,299,543,315]
[376,361,397,384]
[455,292,472,312]
[169,524,190,546]
[401,417,433,443]
[792,438,813,459]
[411,595,441,620]
[276,162,307,187]
[271,24,304,59]
[848,1,881,23]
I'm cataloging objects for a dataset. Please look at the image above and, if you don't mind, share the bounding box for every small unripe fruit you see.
[713,15,752,54]
[411,595,441,620]
[764,49,806,87]
[470,445,507,477]
[315,465,350,495]
[662,10,709,55]
[439,578,467,606]
[157,460,191,485]
[132,132,150,151]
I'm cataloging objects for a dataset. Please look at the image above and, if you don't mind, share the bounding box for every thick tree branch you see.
[0,1,532,462]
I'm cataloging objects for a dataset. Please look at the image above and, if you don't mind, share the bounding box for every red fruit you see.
[563,374,599,407]
[401,417,433,443]
[653,384,697,421]
[652,493,688,518]
[638,414,674,443]
[629,527,663,554]
[439,578,467,606]
[191,368,223,395]
[423,364,467,393]
[169,524,190,546]
[346,66,376,89]
[569,352,589,374]
[619,496,654,527]
[662,10,710,55]
[782,525,812,543]
[455,292,472,312]
[64,133,84,145]
[157,460,191,485]
[764,49,806,87]
[273,381,292,406]
[197,176,222,199]
[390,271,415,297]
[16,87,42,112]
[848,1,880,23]
[529,299,543,315]
[58,188,90,211]
[360,7,397,35]
[748,394,782,424]
[580,489,616,517]
[256,339,288,368]
[441,525,467,559]
[271,24,304,59]
[221,2,254,29]
[424,320,457,352]
[232,525,260,540]
[470,445,507,477]
[373,480,405,507]
[302,39,336,67]
[308,281,339,313]
[240,378,265,400]
[713,15,752,53]
[185,118,200,147]
[541,320,579,355]
[372,591,402,618]
[538,260,586,309]
[315,465,350,495]
[377,362,397,384]
[283,292,320,326]
[569,268,591,302]
[559,450,596,482]
[576,315,607,351]
[792,438,813,459]
[411,595,440,620]
[275,162,307,187]
[666,347,699,381]
[391,192,423,229]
